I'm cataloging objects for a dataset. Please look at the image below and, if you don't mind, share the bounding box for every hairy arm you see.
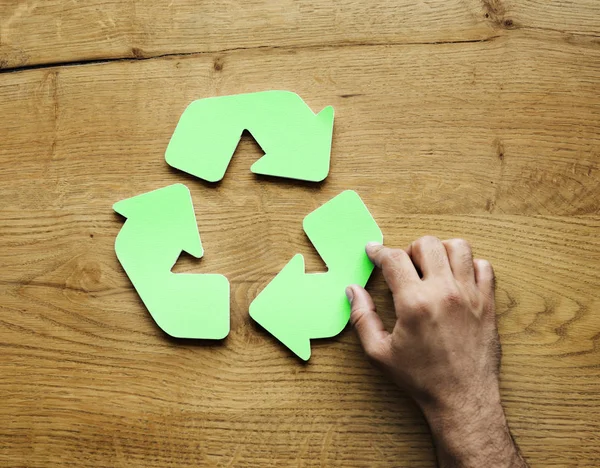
[346,237,527,468]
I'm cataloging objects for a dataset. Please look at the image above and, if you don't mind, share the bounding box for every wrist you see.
[418,380,504,430]
[418,385,527,468]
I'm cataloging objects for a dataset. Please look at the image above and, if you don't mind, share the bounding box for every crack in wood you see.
[0,36,501,75]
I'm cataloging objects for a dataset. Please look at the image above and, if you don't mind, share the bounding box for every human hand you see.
[346,237,527,467]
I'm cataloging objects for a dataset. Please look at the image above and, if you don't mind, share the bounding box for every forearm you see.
[420,390,528,468]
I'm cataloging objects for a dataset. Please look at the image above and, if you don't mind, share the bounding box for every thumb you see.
[346,285,390,364]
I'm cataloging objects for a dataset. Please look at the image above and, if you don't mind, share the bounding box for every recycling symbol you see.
[114,91,383,360]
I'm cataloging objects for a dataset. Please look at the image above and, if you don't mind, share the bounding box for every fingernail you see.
[366,241,382,251]
[345,286,354,302]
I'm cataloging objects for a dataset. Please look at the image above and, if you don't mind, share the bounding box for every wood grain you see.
[1,0,599,68]
[1,2,599,467]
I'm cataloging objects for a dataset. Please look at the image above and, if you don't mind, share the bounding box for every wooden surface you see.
[1,1,599,466]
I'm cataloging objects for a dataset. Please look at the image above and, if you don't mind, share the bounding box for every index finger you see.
[366,242,420,293]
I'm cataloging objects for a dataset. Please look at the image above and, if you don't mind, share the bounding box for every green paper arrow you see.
[165,91,334,182]
[249,190,383,360]
[113,183,229,339]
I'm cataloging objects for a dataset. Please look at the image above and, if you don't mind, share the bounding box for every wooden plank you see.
[1,0,599,68]
[1,31,598,216]
[1,212,599,467]
[0,30,599,466]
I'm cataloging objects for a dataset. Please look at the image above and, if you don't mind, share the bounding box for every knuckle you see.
[364,342,386,365]
[422,235,442,246]
[442,284,463,306]
[380,249,405,270]
[383,248,405,263]
[380,256,393,271]
[448,238,471,253]
[388,249,406,262]
[444,292,462,307]
[412,236,442,256]
[350,308,368,328]
[405,293,430,313]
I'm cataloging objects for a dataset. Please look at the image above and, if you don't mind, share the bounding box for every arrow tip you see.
[317,105,335,127]
[112,198,131,219]
[113,184,203,259]
[292,338,312,361]
[249,254,313,360]
[250,104,334,182]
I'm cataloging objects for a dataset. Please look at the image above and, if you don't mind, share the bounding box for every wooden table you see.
[1,1,599,466]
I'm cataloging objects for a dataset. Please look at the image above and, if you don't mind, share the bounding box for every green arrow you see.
[249,190,383,360]
[165,91,334,182]
[113,183,229,339]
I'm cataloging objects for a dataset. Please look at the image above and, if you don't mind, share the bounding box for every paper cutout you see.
[165,91,334,182]
[113,184,229,339]
[249,190,383,360]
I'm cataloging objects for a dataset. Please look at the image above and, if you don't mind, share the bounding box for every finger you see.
[442,238,475,285]
[406,236,452,279]
[473,258,495,297]
[366,242,420,292]
[474,259,497,324]
[347,285,390,364]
